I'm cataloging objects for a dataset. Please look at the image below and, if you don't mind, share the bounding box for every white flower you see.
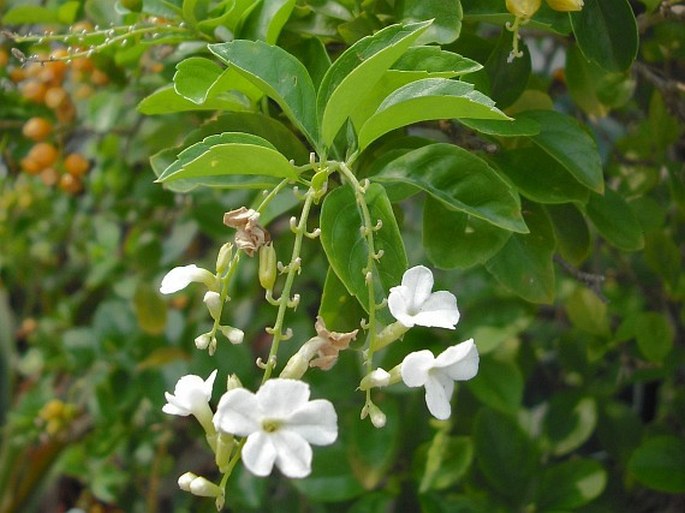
[159,264,218,294]
[213,378,337,478]
[388,265,460,329]
[400,339,479,420]
[163,370,217,434]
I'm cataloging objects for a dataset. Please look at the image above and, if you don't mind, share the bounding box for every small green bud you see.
[258,243,277,291]
[215,242,233,275]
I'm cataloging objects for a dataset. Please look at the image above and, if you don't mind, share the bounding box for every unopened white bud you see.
[359,368,391,391]
[194,333,212,350]
[203,291,223,320]
[368,403,387,428]
[219,325,244,344]
[189,476,222,497]
[226,373,242,391]
[215,242,233,275]
[178,471,197,492]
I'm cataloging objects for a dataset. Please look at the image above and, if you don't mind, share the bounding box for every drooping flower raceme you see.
[388,265,460,329]
[159,264,218,294]
[213,378,337,478]
[400,339,479,420]
[163,370,217,434]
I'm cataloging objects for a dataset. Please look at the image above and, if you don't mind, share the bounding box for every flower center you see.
[261,419,283,433]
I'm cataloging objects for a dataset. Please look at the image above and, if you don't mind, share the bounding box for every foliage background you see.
[0,0,683,512]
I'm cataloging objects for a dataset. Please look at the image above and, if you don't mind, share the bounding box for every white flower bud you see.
[178,471,197,492]
[359,368,391,391]
[368,403,387,428]
[226,373,242,391]
[215,242,233,275]
[219,325,244,344]
[189,476,222,497]
[194,333,212,350]
[203,291,222,320]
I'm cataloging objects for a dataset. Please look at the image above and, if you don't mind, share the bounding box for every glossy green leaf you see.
[157,132,296,184]
[544,393,597,456]
[571,0,638,72]
[545,203,590,266]
[320,184,408,313]
[208,40,319,148]
[358,78,509,149]
[240,0,296,44]
[397,0,463,44]
[393,46,482,76]
[484,29,531,109]
[372,144,526,233]
[585,188,644,251]
[292,445,365,502]
[467,356,523,414]
[565,287,610,337]
[494,147,591,204]
[2,5,60,23]
[537,459,607,510]
[173,57,262,105]
[317,21,432,146]
[137,85,250,115]
[519,110,604,193]
[474,409,539,501]
[423,197,511,269]
[628,436,685,493]
[458,116,540,136]
[634,311,674,362]
[485,202,556,304]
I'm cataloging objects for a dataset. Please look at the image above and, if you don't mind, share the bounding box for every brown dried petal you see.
[224,207,271,257]
[223,207,259,230]
[310,316,358,370]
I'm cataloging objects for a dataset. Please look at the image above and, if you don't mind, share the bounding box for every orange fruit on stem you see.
[22,117,53,141]
[20,80,47,103]
[44,86,69,109]
[64,153,90,177]
[40,167,59,186]
[20,156,42,175]
[58,173,83,194]
[28,142,59,168]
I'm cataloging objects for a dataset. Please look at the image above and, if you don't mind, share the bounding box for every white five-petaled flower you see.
[401,339,479,420]
[213,378,337,478]
[388,265,460,329]
[163,370,217,433]
[159,264,218,294]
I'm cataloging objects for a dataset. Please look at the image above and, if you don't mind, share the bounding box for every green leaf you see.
[634,311,674,363]
[543,393,598,456]
[423,197,511,270]
[628,436,685,493]
[585,188,644,251]
[644,231,681,289]
[393,46,482,77]
[240,0,296,44]
[137,85,249,115]
[458,116,540,137]
[474,409,539,501]
[320,183,408,313]
[397,0,463,45]
[372,143,526,233]
[317,21,432,146]
[358,78,509,150]
[545,203,590,266]
[518,110,604,193]
[494,147,591,204]
[156,132,296,184]
[292,445,365,502]
[318,268,367,336]
[571,0,638,72]
[419,435,473,492]
[208,40,319,148]
[467,356,523,414]
[484,30,531,109]
[485,202,556,304]
[2,5,60,23]
[565,287,610,337]
[133,283,167,336]
[173,57,262,105]
[537,459,607,510]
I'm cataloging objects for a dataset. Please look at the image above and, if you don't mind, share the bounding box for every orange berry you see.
[28,142,59,168]
[9,67,26,82]
[22,117,53,142]
[55,101,76,123]
[40,167,59,186]
[20,80,47,103]
[0,49,8,68]
[44,86,69,109]
[24,61,43,79]
[71,57,94,73]
[64,153,90,177]
[58,173,83,194]
[20,156,42,175]
[90,68,109,86]
[73,83,93,99]
[40,60,68,85]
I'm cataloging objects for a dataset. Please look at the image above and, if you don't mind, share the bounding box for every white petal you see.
[411,291,460,329]
[164,373,212,415]
[203,291,222,320]
[423,372,454,420]
[162,394,190,416]
[213,388,261,436]
[401,265,434,309]
[256,379,311,420]
[440,339,479,381]
[271,430,313,478]
[203,369,218,396]
[286,399,338,445]
[242,431,277,477]
[400,350,435,387]
[160,264,213,294]
[388,285,415,327]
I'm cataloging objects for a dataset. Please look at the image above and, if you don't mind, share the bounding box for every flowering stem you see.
[261,187,316,382]
[337,162,381,412]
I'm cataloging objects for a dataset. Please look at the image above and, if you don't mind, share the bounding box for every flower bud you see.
[368,403,387,429]
[194,333,212,350]
[219,325,244,344]
[188,476,222,497]
[506,0,541,18]
[203,291,223,320]
[215,432,234,471]
[258,243,277,291]
[545,0,583,11]
[215,242,233,275]
[359,368,391,391]
[178,472,197,492]
[226,373,242,391]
